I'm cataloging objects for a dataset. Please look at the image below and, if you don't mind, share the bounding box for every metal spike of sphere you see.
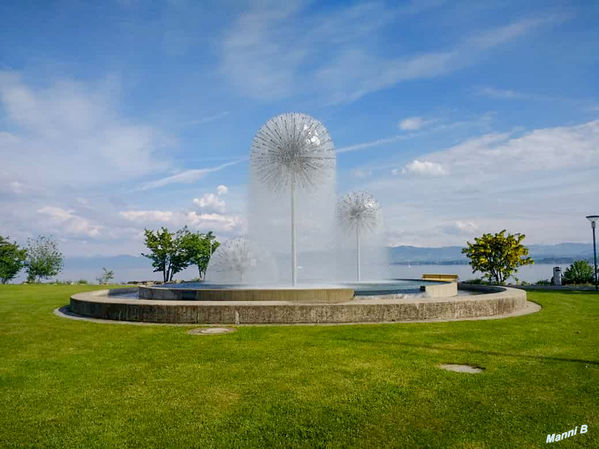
[208,238,258,283]
[250,113,335,286]
[337,192,381,281]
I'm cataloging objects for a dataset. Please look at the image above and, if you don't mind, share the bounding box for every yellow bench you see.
[422,274,459,282]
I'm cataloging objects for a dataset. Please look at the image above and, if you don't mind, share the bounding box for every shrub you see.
[563,260,594,285]
[462,230,534,284]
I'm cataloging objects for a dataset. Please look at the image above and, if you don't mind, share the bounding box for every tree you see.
[25,235,64,282]
[462,230,534,284]
[180,230,219,280]
[563,260,594,285]
[0,235,27,284]
[142,227,190,282]
[96,267,115,285]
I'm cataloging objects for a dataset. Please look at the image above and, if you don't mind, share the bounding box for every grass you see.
[0,285,598,448]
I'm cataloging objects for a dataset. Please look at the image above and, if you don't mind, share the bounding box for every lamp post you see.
[587,215,599,291]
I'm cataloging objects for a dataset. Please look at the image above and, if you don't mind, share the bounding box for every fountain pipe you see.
[356,227,361,282]
[291,180,297,286]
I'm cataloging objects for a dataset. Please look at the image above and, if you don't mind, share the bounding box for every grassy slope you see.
[0,285,597,449]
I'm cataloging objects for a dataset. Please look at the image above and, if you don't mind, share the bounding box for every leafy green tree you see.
[180,230,219,280]
[462,230,534,284]
[142,227,190,282]
[562,260,594,285]
[96,267,115,285]
[25,235,64,283]
[0,235,27,284]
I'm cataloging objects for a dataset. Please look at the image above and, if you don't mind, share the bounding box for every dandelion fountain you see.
[68,113,531,324]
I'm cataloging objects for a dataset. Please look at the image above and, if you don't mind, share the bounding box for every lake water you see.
[389,263,565,283]
[36,262,566,285]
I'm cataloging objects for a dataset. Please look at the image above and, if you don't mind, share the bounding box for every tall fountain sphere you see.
[250,113,335,191]
[250,113,336,285]
[337,192,381,281]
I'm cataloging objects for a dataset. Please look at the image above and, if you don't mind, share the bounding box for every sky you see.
[1,0,598,257]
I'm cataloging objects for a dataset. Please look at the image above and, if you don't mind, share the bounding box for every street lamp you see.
[586,215,599,291]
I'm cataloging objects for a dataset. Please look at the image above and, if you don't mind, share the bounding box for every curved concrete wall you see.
[70,285,528,325]
[138,285,354,303]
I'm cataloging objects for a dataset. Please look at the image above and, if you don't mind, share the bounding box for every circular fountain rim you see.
[67,284,537,325]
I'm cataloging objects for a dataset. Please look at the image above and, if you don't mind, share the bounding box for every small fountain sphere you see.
[207,238,257,283]
[337,192,381,281]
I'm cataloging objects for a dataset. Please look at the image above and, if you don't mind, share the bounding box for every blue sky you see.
[1,0,598,256]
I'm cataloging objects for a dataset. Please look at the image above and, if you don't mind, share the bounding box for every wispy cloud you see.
[221,2,567,104]
[180,111,230,127]
[337,135,411,154]
[337,112,494,155]
[138,159,246,191]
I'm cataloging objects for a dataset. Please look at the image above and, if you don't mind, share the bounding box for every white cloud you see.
[398,117,430,131]
[37,206,102,238]
[441,221,479,235]
[193,193,226,213]
[402,160,448,177]
[216,185,228,195]
[476,87,527,99]
[356,120,599,246]
[120,209,244,234]
[351,168,372,179]
[0,72,169,190]
[425,121,599,173]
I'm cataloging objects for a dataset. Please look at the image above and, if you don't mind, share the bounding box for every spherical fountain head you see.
[209,238,257,274]
[250,113,335,191]
[337,191,381,234]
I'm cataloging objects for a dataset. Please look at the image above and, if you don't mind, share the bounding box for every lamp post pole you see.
[587,215,599,291]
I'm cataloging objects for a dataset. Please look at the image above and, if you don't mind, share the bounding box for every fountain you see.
[67,113,532,324]
[337,192,382,282]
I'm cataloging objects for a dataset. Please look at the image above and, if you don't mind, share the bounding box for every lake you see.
[42,263,566,284]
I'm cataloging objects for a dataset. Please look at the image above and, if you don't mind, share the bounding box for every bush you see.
[563,260,594,285]
[77,279,88,285]
[535,279,551,286]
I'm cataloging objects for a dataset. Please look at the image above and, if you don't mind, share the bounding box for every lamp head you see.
[587,215,599,228]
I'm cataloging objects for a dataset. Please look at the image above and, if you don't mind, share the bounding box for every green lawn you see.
[1,285,597,448]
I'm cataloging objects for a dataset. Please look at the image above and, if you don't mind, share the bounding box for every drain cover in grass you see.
[188,327,236,335]
[440,364,484,373]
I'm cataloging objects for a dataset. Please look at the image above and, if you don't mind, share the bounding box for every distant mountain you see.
[389,243,593,265]
[59,243,594,279]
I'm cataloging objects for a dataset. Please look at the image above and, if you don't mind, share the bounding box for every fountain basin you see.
[68,284,533,324]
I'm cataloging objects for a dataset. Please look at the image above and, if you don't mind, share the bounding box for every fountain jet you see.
[250,113,335,285]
